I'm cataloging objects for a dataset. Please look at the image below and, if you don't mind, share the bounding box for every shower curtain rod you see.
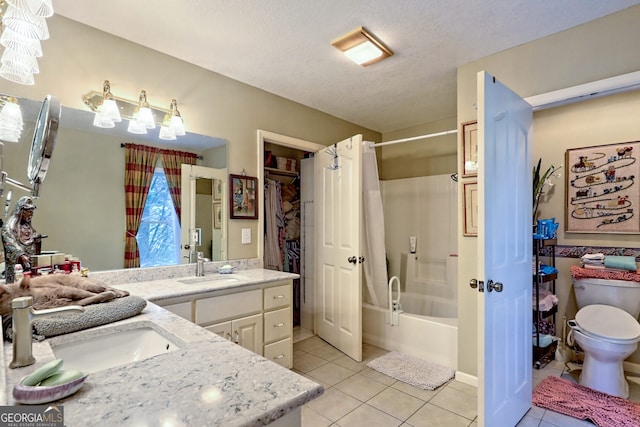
[369,129,458,148]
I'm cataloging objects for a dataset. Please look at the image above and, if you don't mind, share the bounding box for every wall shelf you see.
[265,167,298,177]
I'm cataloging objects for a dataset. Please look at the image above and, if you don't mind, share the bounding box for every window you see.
[137,168,181,267]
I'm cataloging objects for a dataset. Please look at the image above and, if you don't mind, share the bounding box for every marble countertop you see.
[2,267,323,426]
[110,268,301,303]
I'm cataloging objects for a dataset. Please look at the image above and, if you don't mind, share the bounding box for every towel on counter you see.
[26,296,147,340]
[604,256,638,272]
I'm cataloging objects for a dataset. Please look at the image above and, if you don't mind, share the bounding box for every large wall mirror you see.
[2,96,228,272]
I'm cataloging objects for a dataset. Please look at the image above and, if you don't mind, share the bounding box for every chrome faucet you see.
[9,296,85,369]
[196,251,208,277]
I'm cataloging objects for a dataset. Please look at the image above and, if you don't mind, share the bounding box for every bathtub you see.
[362,294,458,370]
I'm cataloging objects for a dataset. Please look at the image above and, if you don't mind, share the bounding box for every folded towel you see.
[582,253,605,260]
[604,256,638,272]
[571,265,640,281]
[29,296,147,339]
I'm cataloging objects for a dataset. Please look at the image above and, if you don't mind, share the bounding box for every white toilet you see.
[569,277,640,398]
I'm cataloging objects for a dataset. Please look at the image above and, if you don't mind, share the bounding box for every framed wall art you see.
[214,179,223,201]
[462,120,478,178]
[229,174,258,219]
[214,202,222,229]
[464,181,478,236]
[565,140,640,233]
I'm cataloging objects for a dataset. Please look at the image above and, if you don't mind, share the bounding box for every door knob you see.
[487,280,503,293]
[469,279,477,289]
[348,256,357,264]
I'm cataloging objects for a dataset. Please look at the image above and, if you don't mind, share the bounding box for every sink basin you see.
[178,274,247,285]
[51,325,183,374]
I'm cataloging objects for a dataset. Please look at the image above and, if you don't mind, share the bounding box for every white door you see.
[315,135,363,362]
[477,71,533,426]
[181,165,227,262]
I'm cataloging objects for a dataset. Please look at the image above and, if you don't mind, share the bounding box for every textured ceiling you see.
[54,1,640,133]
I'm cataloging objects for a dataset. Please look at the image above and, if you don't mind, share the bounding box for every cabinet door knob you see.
[274,354,285,360]
[273,322,285,328]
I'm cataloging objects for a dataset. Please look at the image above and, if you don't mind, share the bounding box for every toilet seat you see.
[574,304,640,344]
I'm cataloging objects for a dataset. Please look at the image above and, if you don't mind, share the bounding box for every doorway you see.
[257,130,325,337]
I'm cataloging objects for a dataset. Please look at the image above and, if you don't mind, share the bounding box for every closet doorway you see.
[257,131,325,337]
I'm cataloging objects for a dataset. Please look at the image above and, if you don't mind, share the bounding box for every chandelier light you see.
[0,0,54,85]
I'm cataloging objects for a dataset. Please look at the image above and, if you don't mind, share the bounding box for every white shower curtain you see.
[362,142,388,308]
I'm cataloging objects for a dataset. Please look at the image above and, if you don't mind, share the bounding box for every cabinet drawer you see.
[195,290,261,325]
[161,301,192,321]
[264,283,291,310]
[264,338,292,369]
[264,307,291,343]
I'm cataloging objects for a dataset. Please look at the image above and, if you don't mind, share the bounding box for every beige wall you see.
[534,89,640,363]
[456,5,640,377]
[3,15,379,262]
[379,117,457,180]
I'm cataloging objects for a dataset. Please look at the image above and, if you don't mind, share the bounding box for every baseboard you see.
[623,360,640,375]
[455,371,478,387]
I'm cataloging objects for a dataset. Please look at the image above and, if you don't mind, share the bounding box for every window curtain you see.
[159,148,198,222]
[124,143,160,268]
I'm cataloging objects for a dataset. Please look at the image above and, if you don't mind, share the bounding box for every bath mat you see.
[366,351,455,390]
[533,376,640,427]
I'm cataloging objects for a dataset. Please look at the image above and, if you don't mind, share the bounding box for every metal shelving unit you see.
[533,238,557,369]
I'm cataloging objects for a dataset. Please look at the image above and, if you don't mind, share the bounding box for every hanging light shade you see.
[159,114,177,140]
[1,48,39,73]
[0,62,34,85]
[0,97,24,143]
[92,80,121,128]
[7,0,54,18]
[2,5,50,40]
[127,107,147,134]
[168,99,185,136]
[134,90,156,129]
[0,28,43,57]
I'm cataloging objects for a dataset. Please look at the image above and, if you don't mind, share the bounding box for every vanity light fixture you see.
[126,107,147,135]
[0,96,23,143]
[92,80,122,129]
[331,27,393,66]
[168,99,185,136]
[134,90,156,130]
[0,0,54,85]
[83,83,187,138]
[158,114,176,141]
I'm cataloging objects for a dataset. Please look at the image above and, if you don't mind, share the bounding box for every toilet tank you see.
[573,278,640,318]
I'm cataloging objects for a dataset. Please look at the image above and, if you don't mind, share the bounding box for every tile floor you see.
[292,331,640,427]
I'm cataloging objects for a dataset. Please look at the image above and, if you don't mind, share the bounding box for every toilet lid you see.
[575,304,640,343]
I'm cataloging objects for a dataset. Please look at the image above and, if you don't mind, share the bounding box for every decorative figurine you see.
[2,196,43,283]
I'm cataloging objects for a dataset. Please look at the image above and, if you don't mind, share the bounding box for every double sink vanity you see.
[1,262,323,426]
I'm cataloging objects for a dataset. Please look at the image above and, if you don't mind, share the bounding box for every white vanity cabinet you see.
[190,280,293,369]
[161,301,193,321]
[206,314,263,354]
[262,283,293,368]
